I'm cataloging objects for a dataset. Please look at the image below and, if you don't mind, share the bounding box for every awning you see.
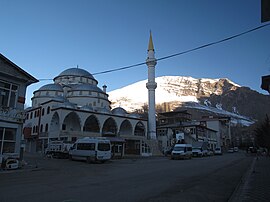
[104,137,126,143]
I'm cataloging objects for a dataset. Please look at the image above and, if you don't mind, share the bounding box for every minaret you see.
[146,32,157,140]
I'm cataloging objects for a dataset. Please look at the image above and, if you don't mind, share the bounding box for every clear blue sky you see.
[1,0,270,106]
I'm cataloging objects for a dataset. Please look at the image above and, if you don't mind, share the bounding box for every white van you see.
[171,144,192,160]
[69,137,111,163]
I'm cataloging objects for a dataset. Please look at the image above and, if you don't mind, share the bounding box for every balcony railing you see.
[0,106,25,123]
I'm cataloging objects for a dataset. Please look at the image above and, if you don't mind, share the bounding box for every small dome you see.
[96,107,111,114]
[112,107,127,115]
[70,84,103,93]
[38,83,63,91]
[128,113,140,118]
[56,68,95,80]
[56,101,76,109]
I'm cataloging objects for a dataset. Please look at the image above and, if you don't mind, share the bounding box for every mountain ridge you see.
[108,76,270,124]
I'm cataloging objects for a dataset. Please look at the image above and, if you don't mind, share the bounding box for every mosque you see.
[23,33,159,157]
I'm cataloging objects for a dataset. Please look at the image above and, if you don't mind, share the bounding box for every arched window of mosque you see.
[56,91,58,96]
[37,110,40,117]
[42,108,45,116]
[30,112,33,119]
[45,124,48,132]
[26,113,29,120]
[62,124,66,131]
[93,101,96,106]
[101,102,103,107]
[40,124,43,133]
[46,91,49,96]
[34,111,37,118]
[98,99,100,103]
[89,103,92,107]
[47,106,50,114]
[32,126,35,133]
[36,125,39,133]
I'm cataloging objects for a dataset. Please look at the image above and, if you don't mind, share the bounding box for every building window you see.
[0,80,18,108]
[62,124,66,131]
[40,124,43,133]
[30,112,33,119]
[42,108,45,116]
[47,106,50,114]
[0,127,16,154]
[93,101,96,106]
[45,124,48,132]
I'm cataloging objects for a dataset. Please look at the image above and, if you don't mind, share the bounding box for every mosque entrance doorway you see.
[125,140,140,155]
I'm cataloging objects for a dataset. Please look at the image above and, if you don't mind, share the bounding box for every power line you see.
[38,23,270,79]
[157,23,270,62]
[92,23,270,76]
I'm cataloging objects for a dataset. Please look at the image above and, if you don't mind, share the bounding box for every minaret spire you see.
[148,31,154,52]
[146,32,157,140]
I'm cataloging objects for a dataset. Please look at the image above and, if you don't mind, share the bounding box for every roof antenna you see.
[76,65,79,68]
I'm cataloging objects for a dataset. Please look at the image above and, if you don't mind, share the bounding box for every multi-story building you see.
[201,116,231,150]
[0,53,38,159]
[157,111,218,151]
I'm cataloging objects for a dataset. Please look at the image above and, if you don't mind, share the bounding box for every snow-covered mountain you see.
[108,76,239,111]
[108,76,270,126]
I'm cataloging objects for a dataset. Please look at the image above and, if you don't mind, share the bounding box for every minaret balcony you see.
[146,82,157,89]
[146,58,157,66]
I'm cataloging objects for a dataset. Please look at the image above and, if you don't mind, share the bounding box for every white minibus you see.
[171,144,192,160]
[69,137,111,163]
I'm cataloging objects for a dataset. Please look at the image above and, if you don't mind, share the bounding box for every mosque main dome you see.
[53,67,98,85]
[56,68,94,79]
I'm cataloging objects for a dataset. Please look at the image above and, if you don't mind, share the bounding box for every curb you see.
[228,157,256,202]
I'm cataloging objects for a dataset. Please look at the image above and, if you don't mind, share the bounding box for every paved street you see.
[0,152,253,202]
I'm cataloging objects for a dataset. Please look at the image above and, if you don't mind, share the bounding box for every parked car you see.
[228,148,234,153]
[192,147,203,157]
[247,147,257,153]
[233,147,239,152]
[4,158,19,170]
[214,147,222,155]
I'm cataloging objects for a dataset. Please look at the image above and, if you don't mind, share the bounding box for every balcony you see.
[0,106,25,123]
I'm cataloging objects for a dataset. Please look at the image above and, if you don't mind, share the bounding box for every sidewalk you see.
[230,156,270,202]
